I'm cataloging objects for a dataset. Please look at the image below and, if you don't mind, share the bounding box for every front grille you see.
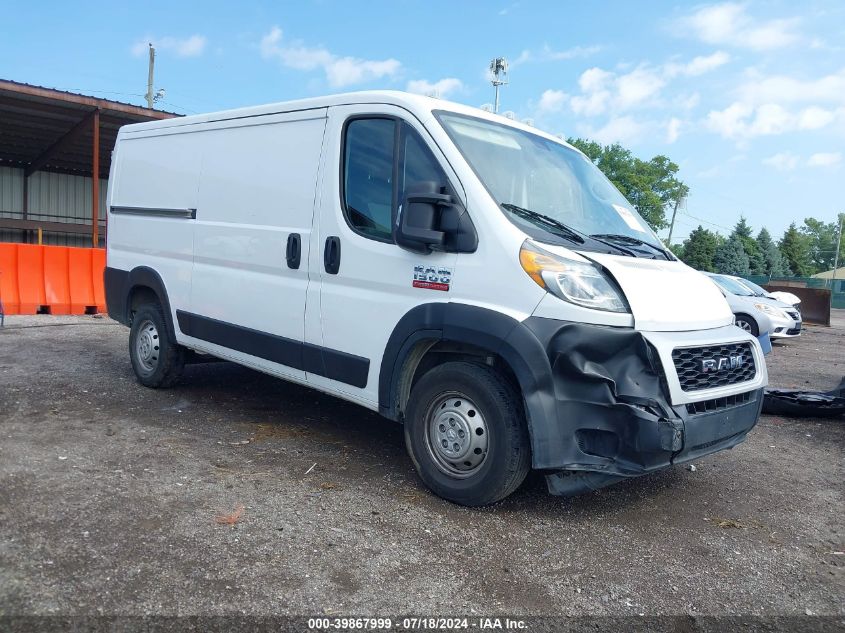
[672,342,756,392]
[685,390,753,415]
[786,310,800,321]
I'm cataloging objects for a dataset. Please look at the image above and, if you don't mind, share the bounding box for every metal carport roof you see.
[0,79,180,245]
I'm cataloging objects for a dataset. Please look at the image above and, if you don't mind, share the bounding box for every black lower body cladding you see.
[521,318,763,496]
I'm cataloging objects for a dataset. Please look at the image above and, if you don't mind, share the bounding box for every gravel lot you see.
[0,312,843,620]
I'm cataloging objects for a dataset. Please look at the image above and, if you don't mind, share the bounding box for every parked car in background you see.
[733,277,801,309]
[706,273,801,338]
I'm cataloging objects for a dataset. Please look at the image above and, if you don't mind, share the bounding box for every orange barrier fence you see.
[0,243,106,315]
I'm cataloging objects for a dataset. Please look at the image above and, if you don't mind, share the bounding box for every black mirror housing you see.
[394,182,478,254]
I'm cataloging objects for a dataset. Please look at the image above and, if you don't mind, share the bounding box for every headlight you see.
[519,240,629,312]
[754,303,784,318]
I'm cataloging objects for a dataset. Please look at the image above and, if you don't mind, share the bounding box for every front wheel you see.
[129,303,185,388]
[734,314,759,336]
[404,362,530,506]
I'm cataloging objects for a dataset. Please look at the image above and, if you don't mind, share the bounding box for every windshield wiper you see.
[590,233,671,259]
[501,203,585,244]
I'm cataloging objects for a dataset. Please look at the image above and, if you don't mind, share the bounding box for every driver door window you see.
[342,118,449,242]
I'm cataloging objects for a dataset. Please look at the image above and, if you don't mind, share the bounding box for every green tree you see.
[713,233,751,276]
[680,225,721,271]
[567,138,689,232]
[779,223,813,276]
[800,214,845,274]
[666,241,685,260]
[755,228,787,277]
[731,216,766,275]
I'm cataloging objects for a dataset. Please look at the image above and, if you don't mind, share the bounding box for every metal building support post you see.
[91,108,100,247]
[22,173,28,243]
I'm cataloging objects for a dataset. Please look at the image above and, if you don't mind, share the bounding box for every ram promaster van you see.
[105,91,767,506]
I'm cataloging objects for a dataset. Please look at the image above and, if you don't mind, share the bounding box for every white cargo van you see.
[105,91,767,506]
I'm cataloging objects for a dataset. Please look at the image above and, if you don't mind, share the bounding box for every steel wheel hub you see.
[736,319,752,332]
[425,392,489,478]
[136,319,160,372]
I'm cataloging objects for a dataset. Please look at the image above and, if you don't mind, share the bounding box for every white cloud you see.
[579,67,613,93]
[537,89,568,113]
[807,152,842,167]
[582,116,648,145]
[664,51,730,78]
[737,68,845,106]
[511,44,601,67]
[705,101,843,140]
[705,102,753,138]
[569,53,724,119]
[763,152,799,171]
[616,67,666,109]
[674,3,801,50]
[700,67,845,141]
[666,117,682,143]
[679,93,701,110]
[132,34,207,58]
[798,107,837,130]
[260,26,401,88]
[406,78,463,98]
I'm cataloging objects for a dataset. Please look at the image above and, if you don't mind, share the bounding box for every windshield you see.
[712,274,755,296]
[436,112,665,252]
[736,278,767,296]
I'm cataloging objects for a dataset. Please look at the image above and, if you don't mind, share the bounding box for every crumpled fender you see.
[522,318,683,472]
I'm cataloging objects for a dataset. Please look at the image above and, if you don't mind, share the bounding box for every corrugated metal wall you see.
[0,166,107,247]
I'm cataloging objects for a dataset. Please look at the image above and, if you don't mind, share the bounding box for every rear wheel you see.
[129,303,185,388]
[404,361,530,506]
[734,314,759,336]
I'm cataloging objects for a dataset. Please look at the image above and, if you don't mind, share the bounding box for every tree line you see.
[569,137,844,278]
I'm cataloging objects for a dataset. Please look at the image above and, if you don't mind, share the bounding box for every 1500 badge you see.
[413,264,452,292]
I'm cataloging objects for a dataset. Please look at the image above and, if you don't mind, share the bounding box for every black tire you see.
[404,361,531,506]
[128,303,185,388]
[734,313,759,337]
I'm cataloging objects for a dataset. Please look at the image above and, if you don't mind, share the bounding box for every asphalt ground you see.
[0,312,842,624]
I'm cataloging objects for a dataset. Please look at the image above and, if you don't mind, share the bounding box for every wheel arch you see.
[734,312,759,334]
[123,267,176,339]
[378,303,558,467]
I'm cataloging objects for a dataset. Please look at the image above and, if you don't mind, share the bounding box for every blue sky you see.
[3,0,843,243]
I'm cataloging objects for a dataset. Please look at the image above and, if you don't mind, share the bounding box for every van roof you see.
[118,90,575,149]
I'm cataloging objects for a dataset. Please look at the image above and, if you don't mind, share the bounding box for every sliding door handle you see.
[286,233,301,269]
[324,236,341,274]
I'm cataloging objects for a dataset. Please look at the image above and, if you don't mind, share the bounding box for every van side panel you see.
[108,132,200,330]
[186,110,328,380]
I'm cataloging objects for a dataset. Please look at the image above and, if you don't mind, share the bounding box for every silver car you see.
[730,276,802,336]
[705,273,794,337]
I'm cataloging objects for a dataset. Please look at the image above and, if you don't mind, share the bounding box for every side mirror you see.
[395,182,478,255]
[395,182,449,254]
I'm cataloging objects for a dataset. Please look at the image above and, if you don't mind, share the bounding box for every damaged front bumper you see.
[518,319,767,497]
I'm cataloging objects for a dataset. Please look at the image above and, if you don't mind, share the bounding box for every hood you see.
[768,290,801,306]
[580,252,734,332]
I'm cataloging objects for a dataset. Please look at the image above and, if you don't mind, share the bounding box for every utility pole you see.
[145,43,156,109]
[667,196,681,244]
[832,213,843,285]
[666,193,687,245]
